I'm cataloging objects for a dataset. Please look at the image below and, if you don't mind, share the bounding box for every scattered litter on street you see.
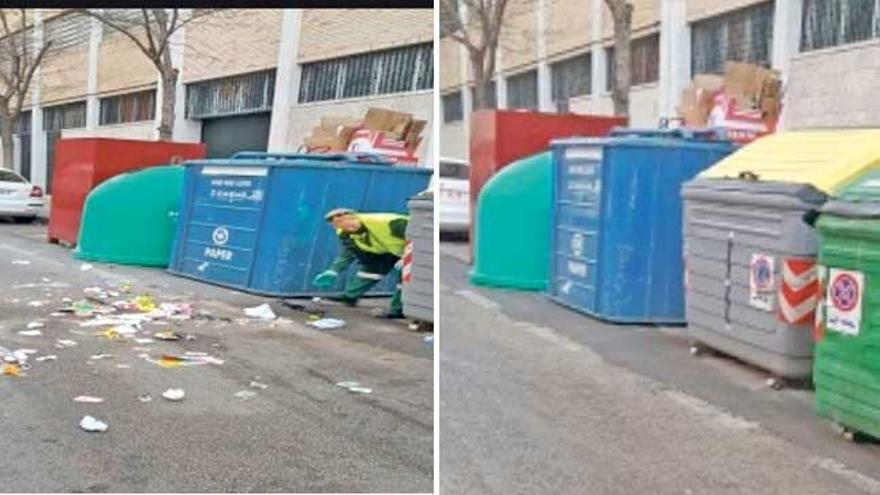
[335,381,373,394]
[424,335,434,349]
[307,318,346,330]
[79,415,108,432]
[89,354,115,360]
[134,338,155,344]
[234,390,257,400]
[2,363,21,376]
[27,321,44,329]
[153,331,181,341]
[133,295,157,312]
[142,353,224,368]
[249,381,268,389]
[138,394,152,403]
[17,330,42,336]
[26,300,47,307]
[72,300,97,317]
[55,339,77,348]
[35,355,57,362]
[244,303,277,320]
[80,263,94,272]
[14,282,71,289]
[11,260,31,265]
[162,388,185,401]
[74,395,104,403]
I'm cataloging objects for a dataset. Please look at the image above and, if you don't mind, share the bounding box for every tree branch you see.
[74,9,157,67]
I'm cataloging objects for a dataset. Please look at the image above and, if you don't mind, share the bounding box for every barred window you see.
[186,70,275,119]
[298,43,433,103]
[551,53,591,111]
[507,69,538,110]
[691,2,774,75]
[801,0,880,52]
[606,33,660,91]
[100,90,156,125]
[470,80,497,109]
[43,101,86,131]
[443,91,464,123]
[43,13,91,52]
[16,111,31,134]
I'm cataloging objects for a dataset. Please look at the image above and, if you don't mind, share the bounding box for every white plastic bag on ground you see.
[244,303,276,320]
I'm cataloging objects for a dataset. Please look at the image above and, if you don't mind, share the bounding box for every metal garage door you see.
[200,112,271,159]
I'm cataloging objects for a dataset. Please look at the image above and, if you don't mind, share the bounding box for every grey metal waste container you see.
[402,190,433,323]
[682,178,826,379]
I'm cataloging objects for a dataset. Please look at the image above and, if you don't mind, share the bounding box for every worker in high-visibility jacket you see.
[313,208,408,319]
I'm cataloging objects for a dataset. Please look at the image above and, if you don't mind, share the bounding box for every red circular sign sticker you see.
[830,273,859,312]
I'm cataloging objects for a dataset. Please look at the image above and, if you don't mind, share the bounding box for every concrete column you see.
[772,0,803,130]
[31,12,47,191]
[658,0,690,118]
[590,0,605,99]
[536,0,553,111]
[169,9,201,143]
[267,9,304,152]
[85,13,102,130]
[772,0,803,75]
[495,75,508,109]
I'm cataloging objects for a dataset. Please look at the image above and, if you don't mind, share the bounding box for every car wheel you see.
[13,216,36,224]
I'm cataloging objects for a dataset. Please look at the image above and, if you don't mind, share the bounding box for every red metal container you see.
[468,110,627,252]
[48,138,206,246]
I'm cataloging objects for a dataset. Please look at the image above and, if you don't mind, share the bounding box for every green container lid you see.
[470,151,552,290]
[74,165,184,267]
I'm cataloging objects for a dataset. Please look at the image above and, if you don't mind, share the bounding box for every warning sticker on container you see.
[570,233,584,258]
[826,268,864,336]
[749,254,775,311]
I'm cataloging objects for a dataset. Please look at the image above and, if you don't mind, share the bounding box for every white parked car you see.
[438,157,470,235]
[0,169,44,223]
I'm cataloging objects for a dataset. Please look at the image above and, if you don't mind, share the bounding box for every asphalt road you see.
[0,221,433,493]
[439,242,880,495]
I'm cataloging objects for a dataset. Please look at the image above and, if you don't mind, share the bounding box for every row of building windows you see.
[298,42,433,103]
[444,0,880,123]
[442,33,660,122]
[801,0,880,51]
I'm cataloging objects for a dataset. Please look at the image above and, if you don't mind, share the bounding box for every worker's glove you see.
[313,270,338,288]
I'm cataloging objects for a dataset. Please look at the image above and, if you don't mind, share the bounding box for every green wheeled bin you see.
[814,168,880,438]
[74,165,184,267]
[470,151,552,290]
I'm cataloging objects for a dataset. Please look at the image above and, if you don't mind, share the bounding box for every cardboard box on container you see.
[677,74,724,127]
[302,116,361,152]
[302,107,425,162]
[363,108,413,139]
[723,62,781,114]
[348,129,420,165]
[676,62,782,143]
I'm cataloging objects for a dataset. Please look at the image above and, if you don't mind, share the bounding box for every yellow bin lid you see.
[699,130,880,194]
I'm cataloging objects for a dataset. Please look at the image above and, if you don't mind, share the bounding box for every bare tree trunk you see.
[155,8,176,141]
[606,0,633,117]
[470,50,491,111]
[158,65,176,141]
[0,112,14,170]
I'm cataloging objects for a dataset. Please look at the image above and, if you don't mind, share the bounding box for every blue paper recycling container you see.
[168,153,432,297]
[546,129,735,323]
